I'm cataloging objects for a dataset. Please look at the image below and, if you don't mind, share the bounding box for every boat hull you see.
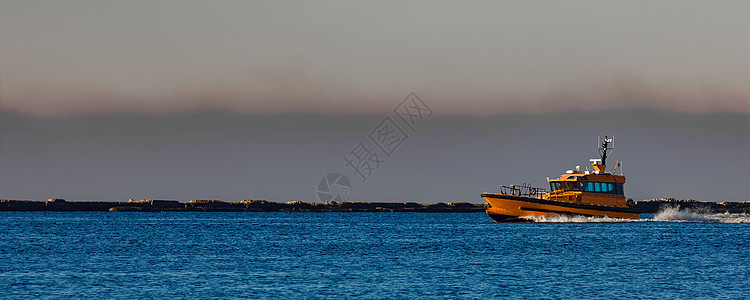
[482,193,639,222]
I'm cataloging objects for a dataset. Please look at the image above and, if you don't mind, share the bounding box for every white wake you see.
[652,206,708,222]
[652,206,750,223]
[523,215,640,223]
[521,206,750,223]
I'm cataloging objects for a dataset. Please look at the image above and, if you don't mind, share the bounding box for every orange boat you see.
[481,136,639,222]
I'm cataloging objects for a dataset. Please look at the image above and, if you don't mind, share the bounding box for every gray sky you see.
[1,111,749,202]
[1,1,749,202]
[1,0,748,116]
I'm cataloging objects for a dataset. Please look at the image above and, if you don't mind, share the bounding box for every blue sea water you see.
[1,211,749,299]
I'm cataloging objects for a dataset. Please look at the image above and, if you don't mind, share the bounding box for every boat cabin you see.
[548,174,625,195]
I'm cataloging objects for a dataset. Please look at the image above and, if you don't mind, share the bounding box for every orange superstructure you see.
[481,136,639,222]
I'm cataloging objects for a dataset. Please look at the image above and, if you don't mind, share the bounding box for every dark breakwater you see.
[0,199,489,212]
[1,198,749,213]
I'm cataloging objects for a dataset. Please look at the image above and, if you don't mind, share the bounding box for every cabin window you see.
[550,181,580,192]
[580,182,624,195]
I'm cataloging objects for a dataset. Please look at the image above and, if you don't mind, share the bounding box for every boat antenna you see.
[598,135,614,166]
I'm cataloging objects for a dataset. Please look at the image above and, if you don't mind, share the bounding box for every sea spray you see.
[653,206,708,222]
[651,206,750,223]
[705,212,750,223]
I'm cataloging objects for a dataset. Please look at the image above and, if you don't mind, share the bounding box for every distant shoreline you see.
[0,199,489,213]
[2,198,749,213]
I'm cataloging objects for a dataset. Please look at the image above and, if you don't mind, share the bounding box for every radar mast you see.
[598,135,614,167]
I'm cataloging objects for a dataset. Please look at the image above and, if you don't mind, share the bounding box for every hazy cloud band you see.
[1,0,748,116]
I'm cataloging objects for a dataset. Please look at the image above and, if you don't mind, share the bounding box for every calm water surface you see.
[1,212,748,299]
